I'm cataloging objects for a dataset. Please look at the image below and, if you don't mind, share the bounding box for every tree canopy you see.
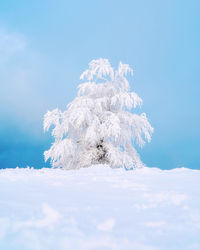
[44,59,153,170]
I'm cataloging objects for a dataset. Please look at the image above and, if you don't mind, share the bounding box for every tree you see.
[44,58,153,170]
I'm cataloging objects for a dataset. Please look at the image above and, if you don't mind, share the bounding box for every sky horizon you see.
[0,0,199,169]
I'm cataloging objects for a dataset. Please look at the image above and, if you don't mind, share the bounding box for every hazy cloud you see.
[0,29,26,57]
[0,28,46,125]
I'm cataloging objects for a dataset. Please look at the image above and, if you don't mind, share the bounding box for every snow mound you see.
[0,165,200,250]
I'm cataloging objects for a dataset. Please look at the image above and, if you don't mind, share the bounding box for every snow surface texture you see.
[0,165,199,250]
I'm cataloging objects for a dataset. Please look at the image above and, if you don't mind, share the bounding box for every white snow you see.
[0,165,200,250]
[44,59,153,170]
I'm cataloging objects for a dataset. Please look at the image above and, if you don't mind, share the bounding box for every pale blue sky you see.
[0,0,199,169]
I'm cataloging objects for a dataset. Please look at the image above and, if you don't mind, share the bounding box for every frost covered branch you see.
[44,58,153,170]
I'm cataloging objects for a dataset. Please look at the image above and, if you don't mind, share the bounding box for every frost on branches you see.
[44,59,153,170]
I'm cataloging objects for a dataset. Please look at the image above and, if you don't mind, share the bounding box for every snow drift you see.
[0,165,199,250]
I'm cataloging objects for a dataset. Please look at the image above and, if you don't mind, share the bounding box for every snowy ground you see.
[0,165,200,250]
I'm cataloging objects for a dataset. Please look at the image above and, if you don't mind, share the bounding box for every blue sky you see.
[0,0,199,169]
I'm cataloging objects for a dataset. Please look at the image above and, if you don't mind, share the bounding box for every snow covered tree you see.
[44,58,153,170]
